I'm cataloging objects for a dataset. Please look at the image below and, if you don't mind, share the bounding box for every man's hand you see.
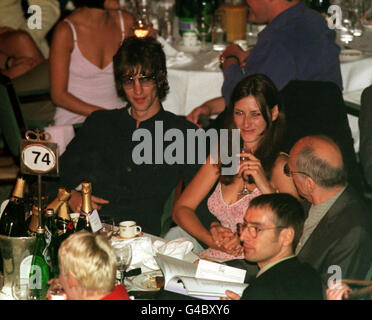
[186,104,210,126]
[326,281,351,300]
[221,290,241,300]
[210,222,243,256]
[69,189,109,213]
[220,44,251,70]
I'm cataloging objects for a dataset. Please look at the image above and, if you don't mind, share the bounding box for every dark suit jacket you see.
[297,186,372,283]
[242,257,323,300]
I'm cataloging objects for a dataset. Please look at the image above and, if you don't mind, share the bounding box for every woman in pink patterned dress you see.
[173,74,299,260]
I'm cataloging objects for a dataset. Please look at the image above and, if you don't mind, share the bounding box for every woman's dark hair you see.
[220,74,286,185]
[249,193,306,251]
[72,0,105,9]
[113,36,169,102]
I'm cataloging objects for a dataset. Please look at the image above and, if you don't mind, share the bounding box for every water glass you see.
[114,244,132,285]
[98,216,115,239]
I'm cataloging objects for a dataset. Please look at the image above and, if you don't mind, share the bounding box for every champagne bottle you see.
[27,204,40,236]
[76,182,93,232]
[29,227,50,300]
[46,187,71,213]
[28,187,71,236]
[0,176,28,237]
[44,208,60,278]
[56,200,75,243]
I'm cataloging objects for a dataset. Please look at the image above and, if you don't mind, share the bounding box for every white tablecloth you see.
[46,34,372,155]
[161,32,372,154]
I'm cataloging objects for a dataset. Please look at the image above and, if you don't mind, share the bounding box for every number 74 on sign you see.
[20,130,59,177]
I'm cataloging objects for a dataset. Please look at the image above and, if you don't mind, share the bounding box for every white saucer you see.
[177,43,201,54]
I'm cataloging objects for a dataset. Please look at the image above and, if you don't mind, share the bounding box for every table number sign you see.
[20,129,59,230]
[20,129,59,177]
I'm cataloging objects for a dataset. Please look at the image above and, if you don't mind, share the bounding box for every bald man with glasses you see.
[287,135,372,284]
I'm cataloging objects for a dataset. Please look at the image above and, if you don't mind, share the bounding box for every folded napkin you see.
[111,236,194,273]
[157,36,194,67]
[44,124,75,156]
[204,56,220,71]
[157,36,179,57]
[166,51,193,68]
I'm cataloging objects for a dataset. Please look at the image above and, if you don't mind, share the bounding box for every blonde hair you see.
[58,231,117,295]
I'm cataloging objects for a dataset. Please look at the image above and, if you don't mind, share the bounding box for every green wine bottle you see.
[0,176,28,237]
[175,0,198,35]
[29,227,50,300]
[44,208,60,278]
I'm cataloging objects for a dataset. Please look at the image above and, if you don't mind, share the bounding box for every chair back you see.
[359,85,372,189]
[0,74,27,158]
[280,80,363,193]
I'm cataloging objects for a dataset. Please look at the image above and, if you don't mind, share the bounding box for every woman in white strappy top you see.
[49,0,135,125]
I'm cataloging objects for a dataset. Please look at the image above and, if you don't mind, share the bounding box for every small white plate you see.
[339,49,363,63]
[362,22,372,30]
[130,271,163,292]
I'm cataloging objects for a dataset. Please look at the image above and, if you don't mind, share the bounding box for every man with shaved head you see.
[286,135,372,284]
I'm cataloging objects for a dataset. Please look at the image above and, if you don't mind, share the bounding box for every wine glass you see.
[238,148,254,195]
[99,216,115,239]
[114,244,133,285]
[196,18,212,51]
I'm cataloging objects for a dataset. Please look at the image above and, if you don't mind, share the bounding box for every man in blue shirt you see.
[187,0,342,125]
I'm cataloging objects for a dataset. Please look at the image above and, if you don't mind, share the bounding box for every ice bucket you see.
[0,235,36,298]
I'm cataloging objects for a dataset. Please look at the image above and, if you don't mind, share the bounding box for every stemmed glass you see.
[99,216,115,239]
[238,148,254,195]
[196,18,212,51]
[114,245,133,285]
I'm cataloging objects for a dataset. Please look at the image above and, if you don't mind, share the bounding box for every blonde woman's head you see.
[58,231,117,298]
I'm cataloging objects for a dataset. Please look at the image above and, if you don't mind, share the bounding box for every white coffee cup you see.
[119,221,142,238]
[183,32,198,48]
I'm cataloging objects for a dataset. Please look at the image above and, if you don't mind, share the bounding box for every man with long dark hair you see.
[47,36,206,236]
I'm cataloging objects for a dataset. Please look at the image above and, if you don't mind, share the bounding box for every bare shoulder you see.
[50,20,74,49]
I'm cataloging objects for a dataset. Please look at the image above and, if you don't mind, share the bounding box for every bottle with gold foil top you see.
[27,204,40,236]
[76,182,93,232]
[0,176,28,237]
[56,200,75,240]
[46,187,71,214]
